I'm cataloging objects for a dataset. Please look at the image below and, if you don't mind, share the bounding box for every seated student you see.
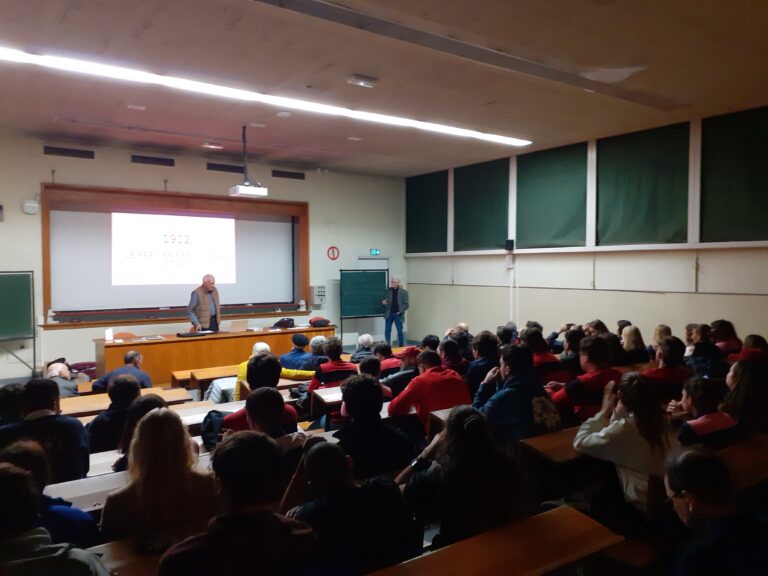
[231,342,271,401]
[333,375,414,479]
[438,338,468,376]
[710,319,742,355]
[473,345,557,450]
[0,440,100,548]
[667,377,737,449]
[665,450,763,576]
[0,463,109,575]
[350,333,375,364]
[388,350,471,430]
[496,324,517,346]
[306,338,358,393]
[0,382,24,425]
[86,374,140,453]
[642,336,691,403]
[616,319,632,338]
[546,337,622,422]
[465,331,500,398]
[602,331,627,366]
[356,356,392,398]
[574,374,674,532]
[523,329,559,367]
[620,325,651,364]
[646,324,672,359]
[397,406,522,549]
[112,394,169,472]
[245,388,307,483]
[92,350,152,392]
[453,330,475,363]
[728,333,768,363]
[159,432,319,576]
[280,334,313,369]
[685,324,728,377]
[101,409,216,546]
[683,322,698,356]
[373,342,402,378]
[720,359,768,436]
[0,379,89,483]
[421,334,440,351]
[44,362,79,398]
[290,442,420,573]
[584,319,609,337]
[558,327,586,370]
[302,335,329,371]
[380,346,421,398]
[545,323,574,354]
[224,354,298,433]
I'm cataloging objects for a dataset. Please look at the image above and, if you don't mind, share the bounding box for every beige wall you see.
[0,129,405,380]
[406,250,768,343]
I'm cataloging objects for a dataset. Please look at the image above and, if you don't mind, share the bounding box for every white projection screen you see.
[50,210,295,311]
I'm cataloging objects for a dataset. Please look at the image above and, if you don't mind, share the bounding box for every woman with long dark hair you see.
[721,359,768,435]
[574,372,674,531]
[396,406,523,548]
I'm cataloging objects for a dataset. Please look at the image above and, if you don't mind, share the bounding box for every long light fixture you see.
[0,46,532,148]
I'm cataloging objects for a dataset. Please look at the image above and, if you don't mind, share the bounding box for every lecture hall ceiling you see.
[0,0,765,176]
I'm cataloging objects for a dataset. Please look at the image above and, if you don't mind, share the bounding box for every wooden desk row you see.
[87,506,620,576]
[60,388,192,418]
[95,325,335,386]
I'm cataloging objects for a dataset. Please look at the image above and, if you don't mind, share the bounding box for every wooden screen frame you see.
[41,183,309,328]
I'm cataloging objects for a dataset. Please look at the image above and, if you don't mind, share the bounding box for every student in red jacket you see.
[388,350,470,429]
[307,338,358,393]
[546,336,621,421]
[641,336,691,403]
[373,342,403,378]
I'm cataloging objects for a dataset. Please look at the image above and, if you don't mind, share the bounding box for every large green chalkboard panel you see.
[406,171,448,253]
[517,143,587,248]
[454,158,509,251]
[0,272,34,340]
[597,123,688,245]
[701,107,768,242]
[340,269,388,319]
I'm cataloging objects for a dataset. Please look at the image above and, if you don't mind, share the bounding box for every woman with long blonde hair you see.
[101,408,216,546]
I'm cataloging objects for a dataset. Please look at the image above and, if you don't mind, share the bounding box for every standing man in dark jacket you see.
[381,276,409,347]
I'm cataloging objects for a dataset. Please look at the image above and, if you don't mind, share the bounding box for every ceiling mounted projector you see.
[229,184,268,197]
[229,125,268,198]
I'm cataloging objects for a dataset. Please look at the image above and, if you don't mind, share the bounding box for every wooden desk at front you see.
[94,325,335,385]
[370,505,622,576]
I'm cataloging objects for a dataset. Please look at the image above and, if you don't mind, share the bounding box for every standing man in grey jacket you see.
[381,276,409,347]
[188,274,220,332]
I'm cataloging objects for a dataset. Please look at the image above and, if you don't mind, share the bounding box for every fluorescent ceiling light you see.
[0,45,532,148]
[202,142,223,149]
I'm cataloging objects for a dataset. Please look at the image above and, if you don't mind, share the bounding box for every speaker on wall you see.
[505,239,515,251]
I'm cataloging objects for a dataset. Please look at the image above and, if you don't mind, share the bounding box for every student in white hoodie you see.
[574,372,676,534]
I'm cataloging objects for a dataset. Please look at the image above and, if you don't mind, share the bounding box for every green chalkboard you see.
[0,272,34,341]
[340,269,388,319]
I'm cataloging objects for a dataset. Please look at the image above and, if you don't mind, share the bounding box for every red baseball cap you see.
[395,346,421,359]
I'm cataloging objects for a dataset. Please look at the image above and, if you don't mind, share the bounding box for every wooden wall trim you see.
[41,183,311,320]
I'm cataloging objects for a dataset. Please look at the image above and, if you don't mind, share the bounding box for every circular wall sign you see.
[327,245,340,260]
